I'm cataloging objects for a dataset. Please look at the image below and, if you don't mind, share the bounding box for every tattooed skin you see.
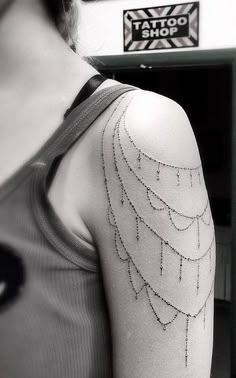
[100,91,216,371]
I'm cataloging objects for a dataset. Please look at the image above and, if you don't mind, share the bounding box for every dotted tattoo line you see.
[112,219,214,320]
[123,111,202,172]
[127,258,146,299]
[123,109,202,191]
[179,255,183,282]
[197,261,200,295]
[111,117,215,307]
[102,109,210,317]
[160,240,164,276]
[167,207,196,232]
[117,117,211,225]
[185,315,190,367]
[101,98,215,369]
[147,188,167,212]
[113,118,215,264]
[145,285,179,330]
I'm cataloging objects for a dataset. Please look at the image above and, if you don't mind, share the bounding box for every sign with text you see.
[123,2,199,52]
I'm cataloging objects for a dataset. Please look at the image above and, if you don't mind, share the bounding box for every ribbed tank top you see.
[0,76,137,378]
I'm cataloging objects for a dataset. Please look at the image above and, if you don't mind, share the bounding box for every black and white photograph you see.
[0,0,235,377]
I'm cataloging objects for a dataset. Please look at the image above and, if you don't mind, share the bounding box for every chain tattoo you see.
[101,92,215,368]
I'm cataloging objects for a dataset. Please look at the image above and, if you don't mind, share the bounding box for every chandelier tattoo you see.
[101,93,216,368]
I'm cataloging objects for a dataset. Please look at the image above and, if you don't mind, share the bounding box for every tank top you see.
[0,75,137,378]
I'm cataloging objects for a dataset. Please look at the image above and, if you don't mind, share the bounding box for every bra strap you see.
[63,74,107,119]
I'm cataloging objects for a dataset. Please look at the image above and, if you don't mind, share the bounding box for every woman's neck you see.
[0,0,94,91]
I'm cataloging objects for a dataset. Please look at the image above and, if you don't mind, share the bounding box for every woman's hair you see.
[42,0,79,52]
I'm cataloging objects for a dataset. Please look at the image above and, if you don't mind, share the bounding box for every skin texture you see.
[0,0,98,190]
[49,89,215,377]
[0,1,216,377]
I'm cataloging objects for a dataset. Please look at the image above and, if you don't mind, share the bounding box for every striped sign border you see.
[123,2,199,52]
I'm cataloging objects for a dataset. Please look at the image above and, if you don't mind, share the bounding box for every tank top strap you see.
[30,83,138,271]
[37,83,137,166]
[31,82,138,197]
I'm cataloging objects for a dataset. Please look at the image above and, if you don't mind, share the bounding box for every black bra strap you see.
[63,74,107,119]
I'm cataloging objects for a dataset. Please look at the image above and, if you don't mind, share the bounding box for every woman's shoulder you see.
[47,81,201,251]
[76,80,205,240]
[101,81,201,168]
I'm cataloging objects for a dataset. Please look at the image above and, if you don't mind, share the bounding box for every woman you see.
[0,1,216,377]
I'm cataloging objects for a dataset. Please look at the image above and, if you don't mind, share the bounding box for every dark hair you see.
[42,0,78,52]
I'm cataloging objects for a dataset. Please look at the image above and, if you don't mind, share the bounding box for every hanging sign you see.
[123,2,199,52]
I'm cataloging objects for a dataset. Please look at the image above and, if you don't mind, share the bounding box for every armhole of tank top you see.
[30,84,138,272]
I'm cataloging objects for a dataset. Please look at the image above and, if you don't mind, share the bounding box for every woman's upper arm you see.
[87,90,216,378]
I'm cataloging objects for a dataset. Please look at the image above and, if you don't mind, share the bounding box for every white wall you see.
[77,0,236,56]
